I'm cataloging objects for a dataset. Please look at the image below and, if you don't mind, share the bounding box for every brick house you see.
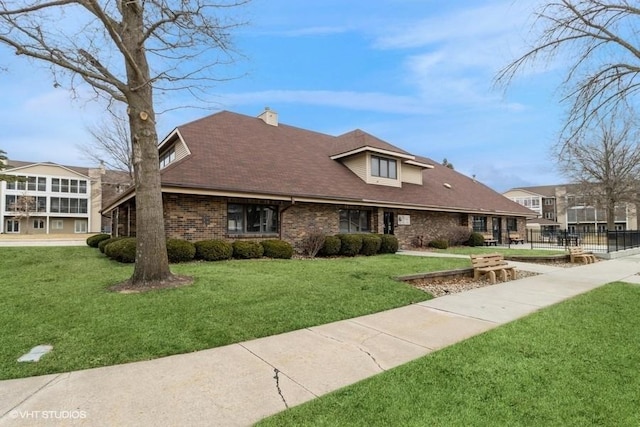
[102,109,534,249]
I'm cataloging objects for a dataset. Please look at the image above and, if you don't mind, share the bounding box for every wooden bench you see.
[569,247,596,264]
[470,253,517,284]
[482,233,498,246]
[508,233,525,244]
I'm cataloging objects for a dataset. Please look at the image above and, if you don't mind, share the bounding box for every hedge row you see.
[93,237,295,264]
[318,233,398,257]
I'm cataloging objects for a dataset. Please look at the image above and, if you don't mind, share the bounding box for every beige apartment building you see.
[0,160,129,235]
[503,185,638,232]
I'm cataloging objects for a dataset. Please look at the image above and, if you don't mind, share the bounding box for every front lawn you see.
[0,247,468,380]
[259,282,640,426]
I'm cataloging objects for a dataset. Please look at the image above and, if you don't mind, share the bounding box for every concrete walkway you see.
[2,253,640,426]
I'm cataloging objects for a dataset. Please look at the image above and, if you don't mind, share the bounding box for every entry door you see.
[5,219,19,233]
[383,212,395,235]
[492,218,501,242]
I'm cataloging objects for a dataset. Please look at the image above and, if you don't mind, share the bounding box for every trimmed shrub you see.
[446,226,473,246]
[99,236,126,253]
[318,235,341,257]
[104,237,136,263]
[261,239,294,259]
[300,229,326,258]
[428,239,449,250]
[166,238,196,263]
[468,232,485,247]
[337,234,363,257]
[86,233,111,248]
[379,234,399,254]
[232,240,264,259]
[360,234,382,256]
[194,239,233,261]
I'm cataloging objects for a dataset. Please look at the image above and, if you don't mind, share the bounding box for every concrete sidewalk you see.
[2,254,640,426]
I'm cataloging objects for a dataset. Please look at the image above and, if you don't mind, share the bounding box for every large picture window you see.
[339,209,370,233]
[371,156,397,179]
[228,204,278,234]
[472,216,487,232]
[50,197,88,214]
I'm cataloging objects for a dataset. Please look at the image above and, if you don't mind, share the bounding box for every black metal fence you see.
[512,229,640,253]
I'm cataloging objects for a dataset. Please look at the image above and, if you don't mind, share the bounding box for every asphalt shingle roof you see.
[159,111,534,216]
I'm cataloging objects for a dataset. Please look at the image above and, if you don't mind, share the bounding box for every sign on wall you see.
[397,214,411,225]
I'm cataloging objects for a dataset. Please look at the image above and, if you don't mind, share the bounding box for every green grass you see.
[259,282,640,426]
[0,247,469,380]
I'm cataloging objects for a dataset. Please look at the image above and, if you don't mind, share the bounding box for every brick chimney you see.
[258,107,278,126]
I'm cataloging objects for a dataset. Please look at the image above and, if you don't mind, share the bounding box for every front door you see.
[383,212,395,235]
[492,217,502,243]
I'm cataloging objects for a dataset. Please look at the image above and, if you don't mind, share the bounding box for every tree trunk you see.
[122,1,172,284]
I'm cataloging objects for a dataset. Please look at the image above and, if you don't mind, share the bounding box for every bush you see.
[99,236,126,253]
[360,234,382,256]
[379,234,399,254]
[104,237,136,263]
[445,226,473,246]
[232,240,264,259]
[261,239,294,259]
[300,229,326,258]
[337,234,363,257]
[428,239,449,249]
[468,232,485,247]
[318,235,341,257]
[166,238,196,263]
[86,233,111,248]
[194,239,233,261]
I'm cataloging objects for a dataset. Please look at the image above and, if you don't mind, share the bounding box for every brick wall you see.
[117,193,528,250]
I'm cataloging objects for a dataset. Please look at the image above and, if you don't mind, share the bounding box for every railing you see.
[517,229,640,253]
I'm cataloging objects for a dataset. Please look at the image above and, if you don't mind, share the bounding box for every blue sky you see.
[0,0,563,192]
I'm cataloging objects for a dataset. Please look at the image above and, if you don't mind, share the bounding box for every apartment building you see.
[1,160,130,234]
[503,185,638,232]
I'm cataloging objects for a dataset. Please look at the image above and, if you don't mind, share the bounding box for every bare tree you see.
[0,1,249,288]
[8,192,37,234]
[553,108,640,230]
[79,111,134,180]
[496,1,640,141]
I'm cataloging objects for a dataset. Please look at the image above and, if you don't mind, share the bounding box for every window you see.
[544,198,554,206]
[472,216,487,232]
[79,181,87,194]
[33,219,45,229]
[5,195,17,211]
[74,220,88,233]
[50,197,88,213]
[27,176,37,191]
[544,212,555,220]
[371,156,397,179]
[36,197,46,212]
[5,219,19,233]
[61,179,69,193]
[52,178,60,192]
[339,209,370,233]
[507,217,517,231]
[160,148,176,169]
[38,177,46,191]
[70,180,78,193]
[51,220,64,230]
[227,204,278,234]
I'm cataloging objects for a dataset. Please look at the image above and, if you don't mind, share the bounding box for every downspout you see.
[279,197,295,240]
